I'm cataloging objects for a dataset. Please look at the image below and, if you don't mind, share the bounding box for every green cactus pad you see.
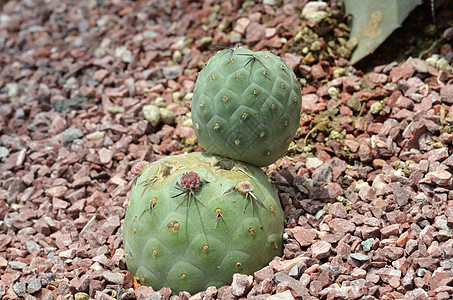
[123,152,284,294]
[191,47,302,167]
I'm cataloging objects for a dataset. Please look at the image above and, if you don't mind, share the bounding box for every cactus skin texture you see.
[191,47,302,167]
[123,152,284,295]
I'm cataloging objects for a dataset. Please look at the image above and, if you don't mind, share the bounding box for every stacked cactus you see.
[123,153,284,294]
[123,47,301,294]
[191,47,302,167]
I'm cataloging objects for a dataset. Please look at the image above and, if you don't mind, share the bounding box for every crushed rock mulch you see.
[0,0,452,299]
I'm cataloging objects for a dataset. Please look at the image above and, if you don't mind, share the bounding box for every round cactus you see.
[191,47,302,167]
[123,152,284,294]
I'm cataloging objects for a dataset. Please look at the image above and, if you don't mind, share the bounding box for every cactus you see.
[123,152,284,294]
[191,47,302,167]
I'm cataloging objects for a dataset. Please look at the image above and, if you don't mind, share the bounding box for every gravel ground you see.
[1,0,453,299]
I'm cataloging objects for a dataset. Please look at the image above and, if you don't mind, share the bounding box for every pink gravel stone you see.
[45,186,68,198]
[344,139,359,152]
[93,69,110,82]
[328,202,347,218]
[381,224,400,238]
[368,72,388,84]
[234,17,251,34]
[292,227,317,247]
[396,231,410,247]
[50,114,67,134]
[390,63,415,82]
[231,274,253,296]
[311,64,327,80]
[301,94,322,113]
[52,198,70,210]
[328,218,356,235]
[395,96,414,109]
[311,240,331,259]
[282,53,301,71]
[351,268,367,279]
[358,140,373,163]
[99,148,114,164]
[254,265,274,282]
[440,85,453,103]
[245,22,266,44]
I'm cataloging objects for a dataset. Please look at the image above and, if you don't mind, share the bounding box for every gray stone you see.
[26,240,41,253]
[27,277,42,293]
[0,282,5,299]
[13,281,26,297]
[436,218,451,232]
[63,127,84,142]
[416,267,429,277]
[102,271,124,285]
[144,292,165,300]
[262,0,280,5]
[350,253,370,262]
[289,262,306,278]
[115,46,132,63]
[0,146,9,159]
[9,261,27,270]
[361,238,374,252]
[162,66,182,80]
[7,82,18,99]
[274,271,296,284]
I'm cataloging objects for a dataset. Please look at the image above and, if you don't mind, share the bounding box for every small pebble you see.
[350,253,370,262]
[13,282,26,297]
[63,127,84,143]
[0,146,10,159]
[9,261,27,270]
